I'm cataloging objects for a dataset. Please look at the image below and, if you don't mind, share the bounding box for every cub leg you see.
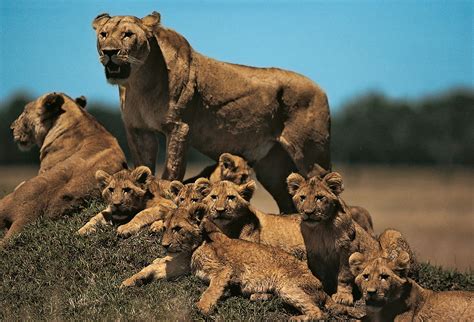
[121,252,192,287]
[0,217,29,248]
[331,257,354,305]
[77,208,111,235]
[117,205,170,237]
[278,286,324,320]
[196,267,232,315]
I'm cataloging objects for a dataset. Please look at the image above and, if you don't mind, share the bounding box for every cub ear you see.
[168,180,184,198]
[95,170,111,190]
[141,11,161,29]
[286,173,305,196]
[219,153,236,170]
[349,252,366,277]
[131,166,152,186]
[323,172,344,195]
[391,251,410,278]
[75,96,87,108]
[92,13,110,30]
[238,180,256,201]
[195,178,211,197]
[43,93,65,114]
[190,203,208,223]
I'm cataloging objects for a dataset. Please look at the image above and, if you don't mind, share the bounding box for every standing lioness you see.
[92,11,331,212]
[1,93,126,246]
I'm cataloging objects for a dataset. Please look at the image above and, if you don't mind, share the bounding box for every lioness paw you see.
[332,291,353,306]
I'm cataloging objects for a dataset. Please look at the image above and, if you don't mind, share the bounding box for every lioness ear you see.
[238,180,256,201]
[391,251,410,278]
[169,180,184,198]
[286,173,305,196]
[43,93,65,114]
[190,203,208,223]
[195,178,211,197]
[95,170,111,190]
[92,13,110,30]
[323,172,344,195]
[219,153,236,170]
[141,11,161,29]
[131,166,152,186]
[75,96,87,108]
[349,252,366,277]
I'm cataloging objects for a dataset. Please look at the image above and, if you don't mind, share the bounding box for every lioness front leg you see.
[162,121,189,181]
[77,208,111,235]
[121,252,192,287]
[117,206,169,237]
[125,125,158,173]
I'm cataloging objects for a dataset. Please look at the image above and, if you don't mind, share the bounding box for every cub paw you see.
[149,220,164,233]
[332,291,353,305]
[250,293,273,301]
[77,227,93,235]
[196,300,214,315]
[117,224,138,237]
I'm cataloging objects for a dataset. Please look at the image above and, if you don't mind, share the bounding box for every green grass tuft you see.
[1,201,472,320]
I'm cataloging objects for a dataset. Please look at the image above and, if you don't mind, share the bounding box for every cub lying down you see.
[350,251,473,321]
[77,166,175,237]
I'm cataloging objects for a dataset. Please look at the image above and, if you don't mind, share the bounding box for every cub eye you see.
[227,195,236,201]
[300,195,306,201]
[100,32,107,38]
[123,31,134,38]
[123,187,131,193]
[191,198,199,203]
[316,195,326,201]
[179,197,185,202]
[363,274,370,280]
[108,187,114,192]
[380,274,389,280]
[241,174,248,182]
[172,226,182,233]
[210,195,218,200]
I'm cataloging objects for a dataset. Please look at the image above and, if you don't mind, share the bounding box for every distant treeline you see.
[1,88,473,166]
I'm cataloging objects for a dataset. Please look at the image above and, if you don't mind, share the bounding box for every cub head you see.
[161,203,208,253]
[10,93,75,151]
[92,11,161,84]
[202,180,256,222]
[216,153,252,184]
[287,172,344,223]
[349,251,411,312]
[96,166,153,213]
[165,178,211,208]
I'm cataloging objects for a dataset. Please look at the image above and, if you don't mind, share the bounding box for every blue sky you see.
[0,0,472,110]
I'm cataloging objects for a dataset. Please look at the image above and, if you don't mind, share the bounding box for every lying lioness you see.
[1,92,126,246]
[350,251,474,321]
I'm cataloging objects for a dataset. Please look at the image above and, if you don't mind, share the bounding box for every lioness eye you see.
[211,195,218,200]
[108,187,114,192]
[300,195,306,201]
[100,32,107,38]
[123,31,134,38]
[363,274,369,280]
[380,274,389,280]
[227,195,236,201]
[172,226,182,233]
[123,187,131,193]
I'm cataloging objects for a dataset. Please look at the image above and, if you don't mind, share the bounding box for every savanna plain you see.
[1,164,472,320]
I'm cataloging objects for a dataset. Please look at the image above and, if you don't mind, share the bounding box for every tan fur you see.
[0,93,126,246]
[184,153,252,185]
[92,11,331,213]
[288,172,375,235]
[287,172,380,305]
[350,252,474,321]
[78,166,175,237]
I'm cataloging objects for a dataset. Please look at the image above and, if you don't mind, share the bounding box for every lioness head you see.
[202,180,256,222]
[10,93,85,151]
[92,11,161,84]
[349,251,411,312]
[96,166,153,213]
[216,153,252,184]
[165,178,211,208]
[287,172,344,223]
[161,204,207,253]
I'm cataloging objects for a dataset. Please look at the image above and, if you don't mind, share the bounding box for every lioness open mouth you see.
[105,61,131,79]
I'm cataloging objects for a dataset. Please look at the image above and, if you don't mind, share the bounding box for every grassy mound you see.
[1,200,472,320]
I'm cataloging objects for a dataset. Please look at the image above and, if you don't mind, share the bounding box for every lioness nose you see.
[102,49,120,58]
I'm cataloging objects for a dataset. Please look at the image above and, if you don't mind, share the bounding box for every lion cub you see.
[287,172,380,305]
[77,166,175,236]
[349,251,474,321]
[184,152,252,185]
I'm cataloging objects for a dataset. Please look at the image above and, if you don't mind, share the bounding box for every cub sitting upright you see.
[77,166,175,237]
[349,251,473,321]
[287,171,380,305]
[1,92,126,246]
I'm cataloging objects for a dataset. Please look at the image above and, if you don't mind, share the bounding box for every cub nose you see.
[162,243,170,250]
[304,209,314,215]
[102,49,120,58]
[367,288,377,297]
